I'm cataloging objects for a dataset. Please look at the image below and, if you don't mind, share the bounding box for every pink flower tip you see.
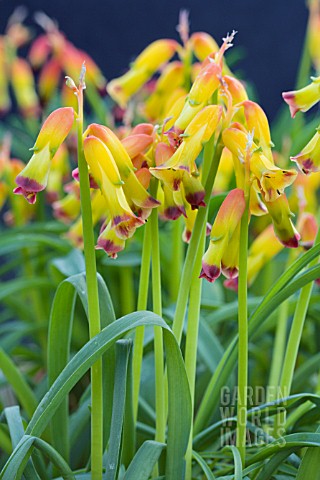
[199,263,221,283]
[282,92,299,118]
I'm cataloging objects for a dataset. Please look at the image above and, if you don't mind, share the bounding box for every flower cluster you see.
[11,15,305,281]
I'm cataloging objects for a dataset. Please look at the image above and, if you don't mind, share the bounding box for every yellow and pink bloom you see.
[282,76,320,118]
[200,188,246,282]
[14,107,75,203]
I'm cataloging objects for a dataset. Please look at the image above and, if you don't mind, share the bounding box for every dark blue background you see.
[0,0,308,120]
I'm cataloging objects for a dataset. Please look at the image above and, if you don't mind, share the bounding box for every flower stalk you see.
[236,133,252,465]
[150,179,166,452]
[74,65,103,480]
[132,222,152,422]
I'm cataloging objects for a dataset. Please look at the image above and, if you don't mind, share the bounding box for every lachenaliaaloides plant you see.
[11,12,314,478]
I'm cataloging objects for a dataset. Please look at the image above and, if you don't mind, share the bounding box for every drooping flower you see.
[83,135,144,239]
[11,57,39,117]
[222,127,297,202]
[153,105,222,174]
[174,60,222,130]
[14,107,75,203]
[290,129,320,174]
[107,39,178,107]
[237,100,273,159]
[247,225,283,285]
[218,75,248,106]
[282,76,320,118]
[182,202,211,243]
[264,194,300,248]
[200,188,246,282]
[144,61,185,120]
[189,32,219,62]
[297,212,318,249]
[96,220,126,258]
[38,58,61,103]
[84,123,160,218]
[151,105,222,208]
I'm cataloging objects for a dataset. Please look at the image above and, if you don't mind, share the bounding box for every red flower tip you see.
[199,263,221,283]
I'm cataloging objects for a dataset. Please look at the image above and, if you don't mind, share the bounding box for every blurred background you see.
[0,0,309,120]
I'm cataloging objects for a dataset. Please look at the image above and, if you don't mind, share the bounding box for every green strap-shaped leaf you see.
[0,435,75,480]
[296,425,320,480]
[0,349,38,419]
[192,450,216,479]
[255,448,298,480]
[194,248,320,434]
[0,278,53,303]
[2,406,42,480]
[22,311,190,480]
[48,272,116,460]
[0,232,69,256]
[123,441,165,480]
[105,340,132,480]
[246,432,320,465]
[225,446,243,480]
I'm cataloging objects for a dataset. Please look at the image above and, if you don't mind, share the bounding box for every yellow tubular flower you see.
[83,135,144,239]
[250,152,297,202]
[107,39,178,107]
[239,100,273,158]
[14,107,75,203]
[282,76,320,118]
[247,225,283,285]
[96,220,126,258]
[290,129,320,174]
[298,212,318,249]
[189,32,219,61]
[264,194,300,248]
[46,144,69,202]
[154,105,222,173]
[222,127,297,202]
[38,58,61,103]
[174,61,222,130]
[200,188,246,282]
[158,183,186,221]
[11,58,39,117]
[220,76,248,105]
[182,203,212,243]
[144,61,185,120]
[65,190,108,247]
[221,223,241,279]
[85,124,159,217]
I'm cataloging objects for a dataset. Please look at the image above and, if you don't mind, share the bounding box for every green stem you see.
[236,193,249,465]
[171,139,223,345]
[76,83,102,480]
[275,225,320,436]
[149,180,166,450]
[120,266,135,315]
[236,145,251,465]
[132,223,152,422]
[170,218,184,303]
[184,224,206,480]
